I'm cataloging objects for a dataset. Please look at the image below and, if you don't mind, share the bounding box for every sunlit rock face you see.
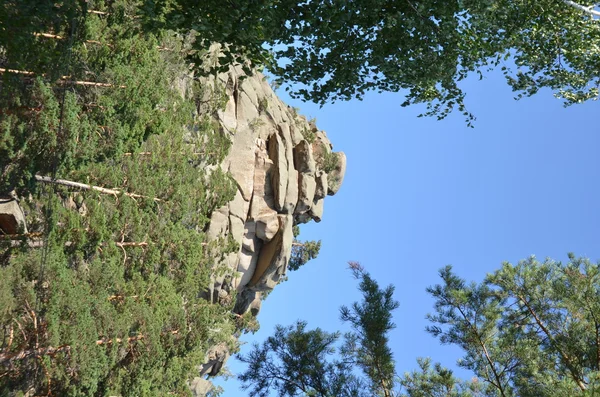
[191,64,345,396]
[202,65,346,313]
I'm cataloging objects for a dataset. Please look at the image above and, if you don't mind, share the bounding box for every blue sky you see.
[215,68,600,394]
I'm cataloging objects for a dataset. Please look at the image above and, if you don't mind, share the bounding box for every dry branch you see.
[1,330,180,365]
[0,68,126,88]
[35,175,162,202]
[0,233,44,240]
[34,32,172,50]
[0,345,70,366]
[34,32,106,46]
[88,10,110,15]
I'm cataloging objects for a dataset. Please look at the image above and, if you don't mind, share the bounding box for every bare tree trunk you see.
[35,175,161,202]
[562,0,600,16]
[0,68,125,88]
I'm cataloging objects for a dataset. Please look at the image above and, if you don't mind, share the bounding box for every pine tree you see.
[238,321,367,397]
[238,262,400,397]
[340,262,400,397]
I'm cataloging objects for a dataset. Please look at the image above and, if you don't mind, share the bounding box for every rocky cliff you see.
[189,65,346,395]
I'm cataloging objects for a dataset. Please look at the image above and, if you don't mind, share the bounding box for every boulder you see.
[296,173,316,214]
[190,378,213,397]
[309,198,324,223]
[255,212,279,242]
[226,129,256,201]
[327,152,347,195]
[283,169,298,214]
[206,206,229,239]
[314,172,328,199]
[293,140,316,173]
[249,214,293,290]
[0,198,27,234]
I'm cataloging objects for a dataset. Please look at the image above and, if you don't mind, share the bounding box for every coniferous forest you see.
[3,0,600,396]
[1,1,241,395]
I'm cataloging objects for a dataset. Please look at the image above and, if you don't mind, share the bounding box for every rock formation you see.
[0,195,28,235]
[191,65,346,394]
[201,65,346,314]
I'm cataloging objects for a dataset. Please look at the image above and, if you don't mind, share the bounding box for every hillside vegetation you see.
[0,1,244,395]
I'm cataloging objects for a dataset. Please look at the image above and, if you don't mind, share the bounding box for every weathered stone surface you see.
[228,189,249,221]
[229,216,245,247]
[314,172,328,199]
[196,65,347,396]
[327,152,347,195]
[268,133,287,211]
[226,129,256,201]
[283,168,298,214]
[236,90,260,125]
[190,378,213,397]
[296,173,316,214]
[237,247,259,290]
[0,198,27,234]
[206,206,229,239]
[249,298,262,316]
[197,343,230,378]
[242,222,256,252]
[255,212,279,242]
[249,214,293,290]
[250,141,275,220]
[290,123,304,146]
[293,140,316,174]
[309,198,324,223]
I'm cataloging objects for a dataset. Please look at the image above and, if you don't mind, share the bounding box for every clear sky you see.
[215,67,600,395]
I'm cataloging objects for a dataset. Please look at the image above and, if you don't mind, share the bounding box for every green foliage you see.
[399,358,485,397]
[238,321,367,397]
[258,96,269,114]
[268,0,600,124]
[239,264,399,397]
[301,126,317,144]
[242,255,600,397]
[322,151,340,174]
[140,0,600,124]
[341,262,400,397]
[0,1,238,395]
[288,226,321,272]
[426,255,600,397]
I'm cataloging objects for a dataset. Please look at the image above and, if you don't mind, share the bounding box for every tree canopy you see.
[239,263,399,397]
[240,255,600,397]
[426,254,600,396]
[143,0,600,124]
[9,0,599,126]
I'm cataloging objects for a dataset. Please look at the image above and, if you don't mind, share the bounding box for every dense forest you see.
[1,1,243,395]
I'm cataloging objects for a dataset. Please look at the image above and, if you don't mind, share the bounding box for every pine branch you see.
[516,294,587,391]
